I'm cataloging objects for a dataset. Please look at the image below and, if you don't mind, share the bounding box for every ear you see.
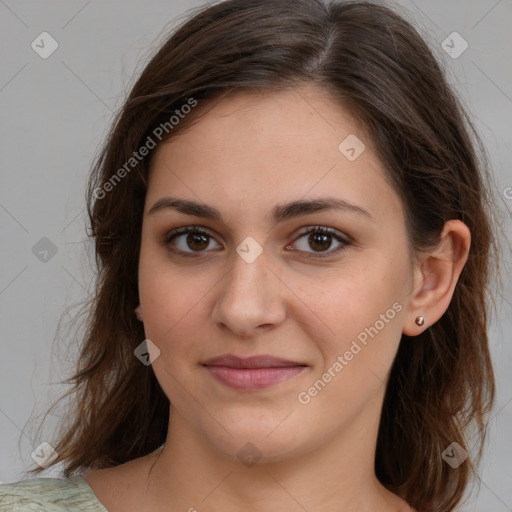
[403,220,471,336]
[134,304,144,322]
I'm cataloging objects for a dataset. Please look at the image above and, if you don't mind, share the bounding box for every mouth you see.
[201,354,308,391]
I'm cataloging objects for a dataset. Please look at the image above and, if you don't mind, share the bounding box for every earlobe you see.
[403,220,471,336]
[135,304,143,322]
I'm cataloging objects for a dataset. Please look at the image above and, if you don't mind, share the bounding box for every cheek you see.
[298,256,407,339]
[138,268,210,403]
[292,289,405,426]
[138,244,193,345]
[292,253,409,389]
[139,269,209,352]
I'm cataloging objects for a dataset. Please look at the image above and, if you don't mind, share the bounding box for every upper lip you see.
[202,354,306,368]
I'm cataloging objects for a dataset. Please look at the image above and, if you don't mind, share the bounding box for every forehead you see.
[146,86,402,224]
[153,86,365,165]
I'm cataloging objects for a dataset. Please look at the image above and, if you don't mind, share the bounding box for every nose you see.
[211,248,287,337]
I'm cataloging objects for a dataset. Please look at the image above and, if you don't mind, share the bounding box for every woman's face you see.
[138,85,415,463]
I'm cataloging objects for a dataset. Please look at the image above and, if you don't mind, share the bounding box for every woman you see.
[0,0,498,511]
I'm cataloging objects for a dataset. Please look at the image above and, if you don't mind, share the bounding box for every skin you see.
[84,85,470,512]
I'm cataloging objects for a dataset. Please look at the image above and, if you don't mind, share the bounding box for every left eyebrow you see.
[147,196,373,222]
[272,197,373,222]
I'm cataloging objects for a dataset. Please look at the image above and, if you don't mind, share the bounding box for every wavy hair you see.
[31,1,498,511]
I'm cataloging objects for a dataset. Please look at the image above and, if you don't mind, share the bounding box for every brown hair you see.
[31,1,498,510]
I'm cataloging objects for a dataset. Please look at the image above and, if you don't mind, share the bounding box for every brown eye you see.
[165,227,222,255]
[186,232,210,251]
[308,232,332,252]
[290,226,350,258]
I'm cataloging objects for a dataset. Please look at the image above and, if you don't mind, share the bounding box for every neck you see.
[145,395,410,512]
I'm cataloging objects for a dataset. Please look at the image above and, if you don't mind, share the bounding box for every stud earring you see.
[415,316,425,326]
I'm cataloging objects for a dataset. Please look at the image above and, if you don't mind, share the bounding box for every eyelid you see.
[292,225,350,243]
[163,225,215,242]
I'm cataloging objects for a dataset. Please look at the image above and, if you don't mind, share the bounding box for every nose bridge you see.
[224,247,271,303]
[212,245,285,334]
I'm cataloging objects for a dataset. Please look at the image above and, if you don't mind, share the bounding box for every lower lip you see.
[204,365,307,390]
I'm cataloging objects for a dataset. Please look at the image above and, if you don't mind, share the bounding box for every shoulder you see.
[0,476,107,511]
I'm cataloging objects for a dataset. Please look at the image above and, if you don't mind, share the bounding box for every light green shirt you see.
[0,476,107,511]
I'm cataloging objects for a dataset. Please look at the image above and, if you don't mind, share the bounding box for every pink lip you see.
[202,354,308,390]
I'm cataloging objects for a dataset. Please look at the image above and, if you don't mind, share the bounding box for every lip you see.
[202,354,308,391]
[202,354,304,368]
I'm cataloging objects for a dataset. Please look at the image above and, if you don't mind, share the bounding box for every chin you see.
[198,414,316,466]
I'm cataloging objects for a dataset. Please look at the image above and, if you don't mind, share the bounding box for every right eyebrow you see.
[148,197,221,220]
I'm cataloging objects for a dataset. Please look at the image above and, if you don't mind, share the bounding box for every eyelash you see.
[163,225,352,259]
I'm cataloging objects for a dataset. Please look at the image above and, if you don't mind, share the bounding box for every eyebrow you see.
[147,196,373,222]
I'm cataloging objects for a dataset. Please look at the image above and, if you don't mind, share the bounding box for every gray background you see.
[1,0,511,510]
